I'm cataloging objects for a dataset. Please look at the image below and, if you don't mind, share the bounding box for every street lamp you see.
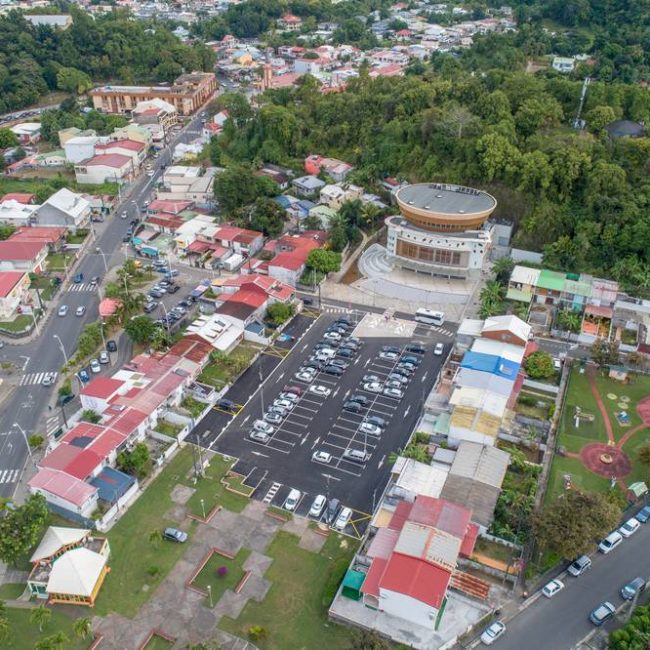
[13,422,34,464]
[94,247,109,273]
[53,334,68,365]
[207,584,213,608]
[200,498,206,520]
[159,302,171,334]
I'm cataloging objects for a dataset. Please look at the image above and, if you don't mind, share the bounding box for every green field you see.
[2,607,91,650]
[219,532,357,649]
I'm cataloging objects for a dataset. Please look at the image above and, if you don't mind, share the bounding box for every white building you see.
[63,136,99,164]
[37,189,91,230]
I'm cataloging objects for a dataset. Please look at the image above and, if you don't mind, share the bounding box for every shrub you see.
[147,565,160,578]
[247,626,267,641]
[217,566,228,578]
[524,351,555,379]
[517,394,537,407]
[321,557,350,609]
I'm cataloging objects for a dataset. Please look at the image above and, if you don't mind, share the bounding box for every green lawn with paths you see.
[219,531,358,649]
[192,548,251,607]
[143,635,173,650]
[3,607,90,650]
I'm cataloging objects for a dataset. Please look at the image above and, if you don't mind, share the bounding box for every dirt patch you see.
[637,396,650,425]
[170,483,195,505]
[579,443,632,478]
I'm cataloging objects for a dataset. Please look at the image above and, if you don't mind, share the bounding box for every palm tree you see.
[73,617,92,640]
[361,203,381,229]
[492,257,515,285]
[30,604,51,632]
[0,615,9,644]
[479,280,504,317]
[557,310,581,333]
[35,631,69,650]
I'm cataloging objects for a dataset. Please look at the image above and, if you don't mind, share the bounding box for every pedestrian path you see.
[0,469,19,485]
[66,283,97,292]
[20,371,57,386]
[45,414,62,438]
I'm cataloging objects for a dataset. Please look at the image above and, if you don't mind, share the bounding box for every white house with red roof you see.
[267,230,327,286]
[0,241,48,273]
[216,274,295,304]
[0,270,30,319]
[74,153,134,185]
[95,139,146,166]
[277,13,302,31]
[360,496,478,627]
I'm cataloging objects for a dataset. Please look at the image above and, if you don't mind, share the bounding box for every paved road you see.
[494,522,650,650]
[0,110,207,498]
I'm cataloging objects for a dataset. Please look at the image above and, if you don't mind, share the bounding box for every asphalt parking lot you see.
[193,306,455,538]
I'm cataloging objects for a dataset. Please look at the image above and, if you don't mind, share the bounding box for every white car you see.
[323,331,341,341]
[312,450,332,464]
[434,342,444,356]
[481,621,506,645]
[99,351,109,364]
[284,489,301,511]
[383,386,404,399]
[41,372,55,386]
[75,305,86,317]
[264,411,283,425]
[334,507,352,531]
[309,494,327,518]
[542,579,564,598]
[120,211,128,219]
[279,392,300,403]
[363,382,383,393]
[253,420,274,435]
[619,517,641,538]
[309,385,331,397]
[598,530,623,554]
[273,398,294,411]
[379,351,399,361]
[90,359,101,373]
[295,371,315,383]
[146,170,155,177]
[249,430,270,443]
[359,422,382,437]
[57,305,69,317]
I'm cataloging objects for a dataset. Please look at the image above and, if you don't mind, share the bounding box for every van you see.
[598,531,623,554]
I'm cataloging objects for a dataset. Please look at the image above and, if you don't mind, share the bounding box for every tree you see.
[306,249,342,274]
[56,67,93,95]
[524,351,555,379]
[557,310,581,333]
[0,494,48,566]
[267,302,295,325]
[638,442,650,467]
[72,617,92,640]
[533,490,621,559]
[35,631,69,650]
[28,434,44,449]
[479,280,504,317]
[0,127,18,149]
[591,338,620,366]
[610,603,650,649]
[116,443,152,480]
[124,316,158,346]
[81,409,101,424]
[347,631,392,649]
[30,605,51,633]
[585,105,617,133]
[246,197,286,237]
[328,215,348,253]
[492,257,515,286]
[0,224,15,241]
[148,529,163,547]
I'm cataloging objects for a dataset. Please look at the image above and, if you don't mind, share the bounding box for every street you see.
[490,521,650,650]
[0,109,207,498]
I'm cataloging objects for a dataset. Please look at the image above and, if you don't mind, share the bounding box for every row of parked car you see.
[282,488,353,532]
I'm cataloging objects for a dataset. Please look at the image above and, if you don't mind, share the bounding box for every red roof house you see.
[0,193,35,204]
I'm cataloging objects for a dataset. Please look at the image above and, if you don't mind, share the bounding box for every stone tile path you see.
[93,500,320,649]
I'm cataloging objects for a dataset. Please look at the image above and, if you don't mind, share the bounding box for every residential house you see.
[10,123,41,145]
[0,200,39,227]
[0,271,30,319]
[36,189,91,231]
[277,13,302,31]
[0,241,48,273]
[9,226,66,252]
[268,230,327,286]
[0,193,35,204]
[304,155,354,182]
[74,154,134,185]
[292,175,326,198]
[308,204,337,229]
[95,139,146,166]
[287,199,316,222]
[552,56,575,73]
[255,167,290,190]
[185,316,244,353]
[58,128,97,146]
[215,289,267,328]
[63,135,100,164]
[157,166,217,208]
[319,184,347,210]
[132,99,178,142]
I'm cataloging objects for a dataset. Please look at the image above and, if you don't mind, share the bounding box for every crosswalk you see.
[263,482,282,504]
[46,414,62,438]
[20,371,57,386]
[0,469,20,484]
[67,283,97,293]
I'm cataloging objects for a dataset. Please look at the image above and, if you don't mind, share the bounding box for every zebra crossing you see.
[414,323,455,338]
[67,283,97,293]
[20,371,57,386]
[46,414,62,438]
[0,469,20,485]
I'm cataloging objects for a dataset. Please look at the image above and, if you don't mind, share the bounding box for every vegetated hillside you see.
[0,7,215,112]
[217,65,650,290]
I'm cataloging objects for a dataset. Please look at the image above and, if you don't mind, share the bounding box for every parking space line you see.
[293,404,319,414]
[275,424,305,436]
[285,411,312,422]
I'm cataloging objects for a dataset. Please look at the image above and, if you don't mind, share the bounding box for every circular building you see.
[387,183,497,279]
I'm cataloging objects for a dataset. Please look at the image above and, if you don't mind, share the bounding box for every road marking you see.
[322,473,341,482]
[251,450,270,458]
[301,343,309,352]
[263,482,282,503]
[403,406,410,417]
[378,455,385,469]
[364,358,371,367]
[301,434,309,445]
[0,469,19,484]
[421,372,428,383]
[242,415,250,425]
[278,372,285,381]
[311,436,320,449]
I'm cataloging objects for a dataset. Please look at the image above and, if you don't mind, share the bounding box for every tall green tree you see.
[30,605,51,633]
[0,494,48,566]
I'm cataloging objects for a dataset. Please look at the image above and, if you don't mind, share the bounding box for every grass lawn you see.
[66,230,89,245]
[185,455,249,518]
[219,531,358,649]
[92,448,205,617]
[198,344,261,389]
[154,420,183,438]
[180,396,207,418]
[143,635,174,650]
[593,370,650,437]
[31,275,60,302]
[46,252,75,272]
[192,548,251,607]
[622,435,650,489]
[0,583,26,599]
[545,454,612,503]
[3,606,90,650]
[0,314,34,333]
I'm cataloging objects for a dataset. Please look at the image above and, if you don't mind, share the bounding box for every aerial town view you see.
[0,0,648,648]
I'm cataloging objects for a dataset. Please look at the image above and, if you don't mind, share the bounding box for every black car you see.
[167,284,180,293]
[336,316,352,325]
[343,401,362,413]
[382,345,400,354]
[216,398,237,412]
[314,342,333,351]
[402,355,421,366]
[329,359,349,369]
[303,297,313,305]
[323,365,343,376]
[178,299,192,309]
[106,340,117,352]
[337,348,355,358]
[349,394,369,407]
[122,234,131,243]
[405,343,426,354]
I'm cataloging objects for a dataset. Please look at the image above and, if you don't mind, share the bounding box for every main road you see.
[493,520,650,650]
[0,108,208,498]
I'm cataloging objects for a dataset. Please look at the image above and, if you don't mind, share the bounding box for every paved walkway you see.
[92,500,326,649]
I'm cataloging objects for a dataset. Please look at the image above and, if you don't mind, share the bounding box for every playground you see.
[546,365,650,501]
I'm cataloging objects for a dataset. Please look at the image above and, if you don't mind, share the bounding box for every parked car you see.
[283,385,303,396]
[567,556,592,577]
[323,365,343,376]
[337,348,355,358]
[387,372,408,385]
[273,398,294,411]
[621,577,646,600]
[589,602,616,626]
[363,382,383,393]
[312,450,332,464]
[57,305,69,317]
[343,401,362,414]
[106,340,117,352]
[163,527,188,543]
[144,301,158,313]
[249,430,270,443]
[349,394,369,407]
[542,579,564,598]
[359,422,382,437]
[99,351,110,364]
[342,448,369,464]
[295,370,316,383]
[405,343,426,354]
[379,351,399,361]
[383,387,404,399]
[253,420,274,434]
[323,331,342,341]
[363,374,380,383]
[619,517,641,538]
[480,621,506,646]
[636,505,650,523]
[264,412,283,425]
[309,385,331,397]
[329,358,349,369]
[149,289,163,299]
[284,489,301,511]
[434,342,445,356]
[75,306,86,317]
[216,398,236,412]
[365,415,386,429]
[90,359,101,373]
[309,494,327,518]
[334,507,352,531]
[279,391,299,403]
[401,355,421,366]
[598,531,623,554]
[381,345,400,354]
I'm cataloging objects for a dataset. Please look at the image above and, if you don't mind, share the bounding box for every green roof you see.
[433,412,451,435]
[506,287,532,303]
[564,278,592,297]
[537,269,566,291]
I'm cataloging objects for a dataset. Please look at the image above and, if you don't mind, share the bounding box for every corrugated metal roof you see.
[509,265,541,286]
[471,338,525,364]
[449,441,510,488]
[449,386,508,418]
[537,269,566,291]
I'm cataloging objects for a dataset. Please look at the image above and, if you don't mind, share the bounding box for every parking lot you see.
[193,306,454,537]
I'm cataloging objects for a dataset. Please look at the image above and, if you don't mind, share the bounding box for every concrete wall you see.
[511,248,543,264]
[380,588,438,628]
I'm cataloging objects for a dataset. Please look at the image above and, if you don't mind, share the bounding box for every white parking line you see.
[294,404,319,414]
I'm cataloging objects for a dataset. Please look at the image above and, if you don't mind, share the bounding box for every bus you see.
[415,308,445,326]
